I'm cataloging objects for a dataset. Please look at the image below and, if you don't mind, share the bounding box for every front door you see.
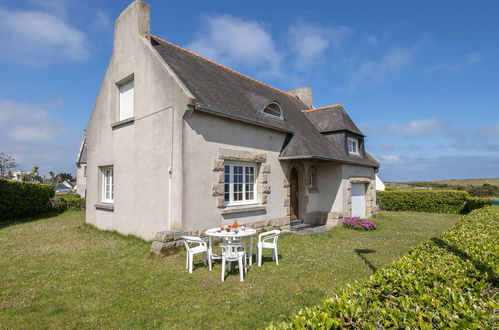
[290,167,299,220]
[351,183,366,218]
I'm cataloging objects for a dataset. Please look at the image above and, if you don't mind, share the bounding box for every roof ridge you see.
[150,35,301,102]
[302,104,342,113]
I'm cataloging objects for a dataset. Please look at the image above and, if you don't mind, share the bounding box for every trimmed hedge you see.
[50,194,86,211]
[269,206,499,329]
[0,178,55,220]
[377,190,491,214]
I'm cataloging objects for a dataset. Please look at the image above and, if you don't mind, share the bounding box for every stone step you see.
[290,219,304,227]
[291,223,313,231]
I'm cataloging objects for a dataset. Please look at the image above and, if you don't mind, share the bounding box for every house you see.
[7,170,23,181]
[55,180,75,193]
[82,0,380,249]
[76,132,87,198]
[375,174,386,191]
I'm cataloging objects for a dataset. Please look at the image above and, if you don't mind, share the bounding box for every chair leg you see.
[221,257,226,282]
[228,260,232,272]
[188,252,193,273]
[186,253,189,270]
[275,246,279,265]
[258,246,262,267]
[272,247,275,261]
[238,258,244,282]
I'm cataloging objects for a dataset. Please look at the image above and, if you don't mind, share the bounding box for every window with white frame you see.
[118,79,134,121]
[224,163,257,205]
[101,167,114,203]
[347,137,359,154]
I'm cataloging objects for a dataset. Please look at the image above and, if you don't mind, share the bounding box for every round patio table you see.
[205,227,257,267]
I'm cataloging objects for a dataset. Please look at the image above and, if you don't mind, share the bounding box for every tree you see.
[49,171,55,184]
[0,153,17,177]
[56,172,74,182]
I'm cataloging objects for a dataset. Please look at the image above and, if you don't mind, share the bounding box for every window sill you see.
[95,203,114,211]
[221,204,266,214]
[111,117,135,129]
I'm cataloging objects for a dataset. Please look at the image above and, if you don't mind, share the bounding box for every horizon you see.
[0,0,498,181]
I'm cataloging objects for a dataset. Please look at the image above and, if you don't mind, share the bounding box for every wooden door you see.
[290,167,299,220]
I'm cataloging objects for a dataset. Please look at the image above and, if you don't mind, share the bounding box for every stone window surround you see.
[212,148,271,209]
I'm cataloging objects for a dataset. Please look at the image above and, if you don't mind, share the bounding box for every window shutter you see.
[119,80,134,121]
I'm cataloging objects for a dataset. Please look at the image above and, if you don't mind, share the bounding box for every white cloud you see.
[25,0,68,15]
[389,118,444,137]
[0,99,62,142]
[91,9,111,31]
[478,125,499,140]
[187,15,282,77]
[424,52,482,74]
[380,154,405,165]
[0,7,89,65]
[339,46,415,93]
[288,23,352,70]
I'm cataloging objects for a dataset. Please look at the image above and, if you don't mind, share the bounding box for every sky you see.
[0,0,498,182]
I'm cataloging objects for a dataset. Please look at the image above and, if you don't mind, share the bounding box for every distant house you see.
[55,180,75,193]
[8,170,23,181]
[82,1,381,241]
[375,175,386,191]
[75,133,87,198]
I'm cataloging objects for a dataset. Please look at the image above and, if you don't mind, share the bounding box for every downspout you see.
[168,106,174,230]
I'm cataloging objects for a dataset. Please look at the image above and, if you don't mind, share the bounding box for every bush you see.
[377,190,469,213]
[461,196,492,214]
[50,194,85,211]
[269,206,499,329]
[0,178,55,221]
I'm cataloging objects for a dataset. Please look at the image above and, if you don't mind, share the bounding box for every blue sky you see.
[0,0,498,181]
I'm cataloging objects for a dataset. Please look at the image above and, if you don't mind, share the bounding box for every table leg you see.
[209,236,213,271]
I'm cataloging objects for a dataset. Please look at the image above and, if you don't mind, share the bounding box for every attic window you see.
[262,102,282,118]
[347,137,359,155]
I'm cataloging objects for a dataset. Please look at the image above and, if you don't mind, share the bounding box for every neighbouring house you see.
[76,132,87,198]
[375,175,386,191]
[55,180,76,193]
[8,170,23,181]
[82,0,380,249]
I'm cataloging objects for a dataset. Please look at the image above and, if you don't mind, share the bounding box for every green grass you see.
[0,211,459,328]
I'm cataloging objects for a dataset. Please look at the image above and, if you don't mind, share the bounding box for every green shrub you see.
[461,196,492,214]
[269,206,499,329]
[51,194,85,211]
[0,178,55,221]
[377,190,469,213]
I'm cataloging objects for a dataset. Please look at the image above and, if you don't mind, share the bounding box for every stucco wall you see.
[85,1,194,240]
[182,111,288,231]
[341,164,376,217]
[75,164,86,197]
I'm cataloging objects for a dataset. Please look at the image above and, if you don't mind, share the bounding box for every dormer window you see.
[347,137,359,154]
[262,102,282,119]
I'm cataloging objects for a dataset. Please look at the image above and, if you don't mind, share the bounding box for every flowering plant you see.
[342,217,377,230]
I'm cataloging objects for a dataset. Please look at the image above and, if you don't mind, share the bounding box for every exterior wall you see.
[181,111,289,232]
[76,164,86,197]
[340,164,378,218]
[85,1,194,240]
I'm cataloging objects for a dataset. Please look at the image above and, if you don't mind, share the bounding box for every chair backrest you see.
[220,243,245,261]
[258,230,281,245]
[181,236,205,250]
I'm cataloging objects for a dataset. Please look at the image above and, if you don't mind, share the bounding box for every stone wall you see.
[346,177,378,218]
[151,216,290,254]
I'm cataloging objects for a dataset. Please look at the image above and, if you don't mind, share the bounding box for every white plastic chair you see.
[182,236,211,273]
[257,230,281,267]
[220,242,247,282]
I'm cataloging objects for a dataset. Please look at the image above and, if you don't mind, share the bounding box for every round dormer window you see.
[262,102,282,118]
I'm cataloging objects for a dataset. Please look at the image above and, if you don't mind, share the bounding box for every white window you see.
[83,165,87,177]
[224,163,257,206]
[101,167,114,203]
[348,137,359,154]
[119,79,134,121]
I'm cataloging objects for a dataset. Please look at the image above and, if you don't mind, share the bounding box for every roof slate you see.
[303,105,365,136]
[150,36,379,168]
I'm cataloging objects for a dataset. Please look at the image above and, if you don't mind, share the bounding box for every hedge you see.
[377,190,491,214]
[269,206,499,329]
[0,178,55,220]
[50,194,86,211]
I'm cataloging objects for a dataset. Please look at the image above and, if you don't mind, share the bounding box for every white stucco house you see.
[80,1,381,251]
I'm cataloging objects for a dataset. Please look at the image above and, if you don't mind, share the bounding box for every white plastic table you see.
[205,228,257,266]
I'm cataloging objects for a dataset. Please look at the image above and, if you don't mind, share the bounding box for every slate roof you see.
[150,35,379,168]
[76,137,87,165]
[303,105,365,136]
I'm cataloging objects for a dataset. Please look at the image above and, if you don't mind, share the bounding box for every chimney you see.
[287,87,313,108]
[114,0,150,51]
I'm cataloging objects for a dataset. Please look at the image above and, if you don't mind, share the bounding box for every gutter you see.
[279,154,380,168]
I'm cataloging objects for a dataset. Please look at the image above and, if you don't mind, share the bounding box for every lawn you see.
[0,211,459,328]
